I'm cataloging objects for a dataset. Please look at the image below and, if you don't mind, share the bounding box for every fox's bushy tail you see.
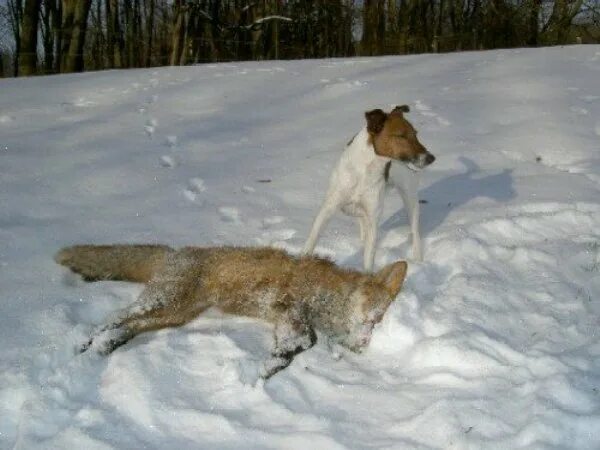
[55,244,173,282]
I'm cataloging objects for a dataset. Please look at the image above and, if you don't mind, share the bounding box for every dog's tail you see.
[55,244,173,283]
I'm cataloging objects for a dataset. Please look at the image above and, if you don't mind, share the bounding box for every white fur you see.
[303,127,422,271]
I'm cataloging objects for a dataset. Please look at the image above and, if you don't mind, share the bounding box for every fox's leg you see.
[260,308,317,379]
[81,263,207,354]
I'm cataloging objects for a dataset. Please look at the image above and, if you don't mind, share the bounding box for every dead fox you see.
[56,244,407,378]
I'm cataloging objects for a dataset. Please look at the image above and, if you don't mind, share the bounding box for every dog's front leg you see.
[260,311,317,379]
[358,215,368,242]
[410,201,422,261]
[362,214,378,271]
[361,196,383,271]
[303,195,340,255]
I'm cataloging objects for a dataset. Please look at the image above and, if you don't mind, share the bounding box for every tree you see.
[61,0,92,72]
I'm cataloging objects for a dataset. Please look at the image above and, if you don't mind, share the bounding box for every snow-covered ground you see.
[1,46,600,449]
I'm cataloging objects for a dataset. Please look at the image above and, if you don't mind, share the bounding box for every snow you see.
[1,46,600,449]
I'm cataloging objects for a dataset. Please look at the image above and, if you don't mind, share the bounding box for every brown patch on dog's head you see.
[365,105,435,169]
[365,109,387,134]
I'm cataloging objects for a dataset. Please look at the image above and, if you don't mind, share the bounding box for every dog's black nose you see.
[425,153,436,165]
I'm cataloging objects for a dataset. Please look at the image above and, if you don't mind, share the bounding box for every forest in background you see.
[0,0,599,77]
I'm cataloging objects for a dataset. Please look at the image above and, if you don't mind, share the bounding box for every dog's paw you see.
[412,244,423,262]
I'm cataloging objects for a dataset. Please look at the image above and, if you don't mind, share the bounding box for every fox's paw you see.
[259,355,292,380]
[96,329,132,355]
[78,338,93,354]
[80,328,132,355]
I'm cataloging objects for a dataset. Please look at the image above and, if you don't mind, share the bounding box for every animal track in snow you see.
[159,155,176,168]
[262,216,285,228]
[413,100,450,127]
[188,177,205,192]
[61,97,96,110]
[145,118,158,137]
[259,228,297,245]
[183,178,206,201]
[570,106,588,115]
[218,207,241,223]
[165,135,178,148]
[183,190,197,202]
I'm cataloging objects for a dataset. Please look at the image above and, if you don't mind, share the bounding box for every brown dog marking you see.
[365,105,434,165]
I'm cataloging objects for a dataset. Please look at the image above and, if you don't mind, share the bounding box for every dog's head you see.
[365,105,435,170]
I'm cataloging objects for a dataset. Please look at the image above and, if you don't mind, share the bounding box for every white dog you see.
[303,105,435,270]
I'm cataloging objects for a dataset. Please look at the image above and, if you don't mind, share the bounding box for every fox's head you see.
[365,105,435,170]
[342,260,408,352]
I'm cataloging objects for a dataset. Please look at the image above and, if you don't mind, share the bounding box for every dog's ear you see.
[392,104,410,114]
[375,260,408,298]
[365,109,387,134]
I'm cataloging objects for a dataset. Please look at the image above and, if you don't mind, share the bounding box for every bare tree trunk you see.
[145,0,155,66]
[52,0,62,71]
[107,0,124,67]
[59,0,76,71]
[18,0,41,75]
[170,0,185,65]
[91,0,104,69]
[123,0,132,66]
[133,0,141,66]
[41,0,56,73]
[61,0,92,72]
[210,0,220,61]
[8,0,23,76]
[105,0,114,66]
[362,0,376,55]
[527,0,540,45]
[544,0,583,44]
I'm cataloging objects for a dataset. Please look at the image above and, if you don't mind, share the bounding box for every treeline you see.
[0,0,598,77]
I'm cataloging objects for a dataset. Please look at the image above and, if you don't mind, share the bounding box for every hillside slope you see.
[1,46,600,449]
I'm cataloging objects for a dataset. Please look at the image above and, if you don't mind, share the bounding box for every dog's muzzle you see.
[409,152,436,170]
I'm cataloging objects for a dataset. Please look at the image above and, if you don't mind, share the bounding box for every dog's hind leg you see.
[395,180,422,261]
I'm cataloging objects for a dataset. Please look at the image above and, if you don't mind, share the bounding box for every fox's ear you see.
[365,109,387,134]
[375,261,408,298]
